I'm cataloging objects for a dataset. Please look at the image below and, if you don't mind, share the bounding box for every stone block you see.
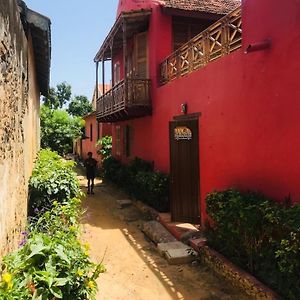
[165,248,197,265]
[117,199,132,209]
[189,237,207,251]
[157,241,191,256]
[180,229,204,243]
[142,221,177,244]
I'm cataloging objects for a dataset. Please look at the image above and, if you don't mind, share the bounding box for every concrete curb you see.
[132,199,159,220]
[198,246,282,300]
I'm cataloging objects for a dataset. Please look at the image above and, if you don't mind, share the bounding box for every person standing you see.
[84,152,97,194]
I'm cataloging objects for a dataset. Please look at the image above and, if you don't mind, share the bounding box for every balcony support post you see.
[102,58,105,96]
[95,61,99,100]
[110,40,114,107]
[122,18,128,104]
[110,42,114,87]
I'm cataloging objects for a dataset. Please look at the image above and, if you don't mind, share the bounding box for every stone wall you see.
[0,0,40,256]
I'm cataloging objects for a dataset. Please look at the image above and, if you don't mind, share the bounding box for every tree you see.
[43,82,72,109]
[40,105,84,155]
[67,95,93,117]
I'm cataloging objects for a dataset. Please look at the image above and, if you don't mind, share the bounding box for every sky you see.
[25,0,119,99]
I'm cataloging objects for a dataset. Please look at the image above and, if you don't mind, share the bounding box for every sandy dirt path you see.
[79,176,251,300]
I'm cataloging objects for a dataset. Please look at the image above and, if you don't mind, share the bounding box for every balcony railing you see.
[96,78,151,122]
[160,7,242,85]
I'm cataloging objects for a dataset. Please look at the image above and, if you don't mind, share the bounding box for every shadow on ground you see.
[77,171,251,300]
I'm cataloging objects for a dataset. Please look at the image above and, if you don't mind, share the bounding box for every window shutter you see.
[173,22,190,51]
[114,62,120,85]
[134,32,148,78]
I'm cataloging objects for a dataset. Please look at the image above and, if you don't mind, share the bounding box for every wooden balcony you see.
[160,7,242,85]
[96,78,151,122]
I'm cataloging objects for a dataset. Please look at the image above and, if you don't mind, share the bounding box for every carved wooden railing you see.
[96,78,151,121]
[127,78,151,106]
[160,7,242,85]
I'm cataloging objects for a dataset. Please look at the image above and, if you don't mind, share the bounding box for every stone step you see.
[158,241,197,265]
[142,221,177,244]
[157,241,190,256]
[189,237,207,251]
[116,199,133,209]
[165,248,197,265]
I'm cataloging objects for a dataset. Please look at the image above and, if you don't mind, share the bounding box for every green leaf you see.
[54,277,68,287]
[55,245,70,263]
[50,286,63,299]
[28,242,47,258]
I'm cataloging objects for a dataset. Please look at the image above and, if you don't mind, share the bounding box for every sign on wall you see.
[174,126,192,140]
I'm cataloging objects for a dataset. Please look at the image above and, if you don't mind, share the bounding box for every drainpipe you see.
[245,39,271,54]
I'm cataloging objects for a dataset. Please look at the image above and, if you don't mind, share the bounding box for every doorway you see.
[169,114,200,223]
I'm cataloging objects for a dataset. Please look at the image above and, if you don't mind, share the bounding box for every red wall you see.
[114,0,300,224]
[82,113,112,161]
[117,0,160,17]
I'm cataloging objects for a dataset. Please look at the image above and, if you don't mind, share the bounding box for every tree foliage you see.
[96,136,112,160]
[67,95,93,117]
[43,82,72,109]
[40,105,84,155]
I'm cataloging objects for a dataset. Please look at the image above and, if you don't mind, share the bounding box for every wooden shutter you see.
[114,62,120,85]
[123,125,131,157]
[90,124,93,141]
[172,17,213,51]
[115,126,121,156]
[134,32,148,78]
[173,22,190,51]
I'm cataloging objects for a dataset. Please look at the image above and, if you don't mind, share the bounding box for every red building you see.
[75,84,112,161]
[94,0,300,226]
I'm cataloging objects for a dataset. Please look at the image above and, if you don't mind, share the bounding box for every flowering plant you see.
[0,198,105,299]
[0,150,105,299]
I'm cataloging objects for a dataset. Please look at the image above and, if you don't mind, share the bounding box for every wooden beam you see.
[123,19,128,104]
[102,59,105,95]
[95,61,99,99]
[110,40,115,106]
[94,10,152,62]
[110,41,114,87]
[161,7,222,21]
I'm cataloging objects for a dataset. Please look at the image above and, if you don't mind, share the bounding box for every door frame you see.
[169,112,201,223]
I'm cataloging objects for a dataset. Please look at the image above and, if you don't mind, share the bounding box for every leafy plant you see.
[43,82,72,110]
[102,156,169,212]
[205,189,300,299]
[28,149,81,216]
[41,105,84,155]
[0,199,105,300]
[102,156,123,184]
[128,157,153,174]
[67,95,93,117]
[0,150,105,299]
[133,171,169,212]
[96,136,112,160]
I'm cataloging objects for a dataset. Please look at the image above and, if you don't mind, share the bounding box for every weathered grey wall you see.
[0,0,40,256]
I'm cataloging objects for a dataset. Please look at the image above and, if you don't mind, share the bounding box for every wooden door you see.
[169,116,200,223]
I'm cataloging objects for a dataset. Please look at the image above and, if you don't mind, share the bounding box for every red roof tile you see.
[161,0,241,15]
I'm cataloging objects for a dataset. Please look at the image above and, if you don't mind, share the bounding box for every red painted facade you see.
[104,0,300,224]
[81,113,112,161]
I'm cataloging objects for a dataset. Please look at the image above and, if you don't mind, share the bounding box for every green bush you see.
[102,156,169,212]
[128,157,153,174]
[0,199,104,299]
[133,171,169,212]
[41,105,84,155]
[205,189,300,299]
[102,156,124,184]
[96,136,112,160]
[28,149,81,216]
[0,150,104,299]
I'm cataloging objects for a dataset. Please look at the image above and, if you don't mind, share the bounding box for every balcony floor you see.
[97,105,152,123]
